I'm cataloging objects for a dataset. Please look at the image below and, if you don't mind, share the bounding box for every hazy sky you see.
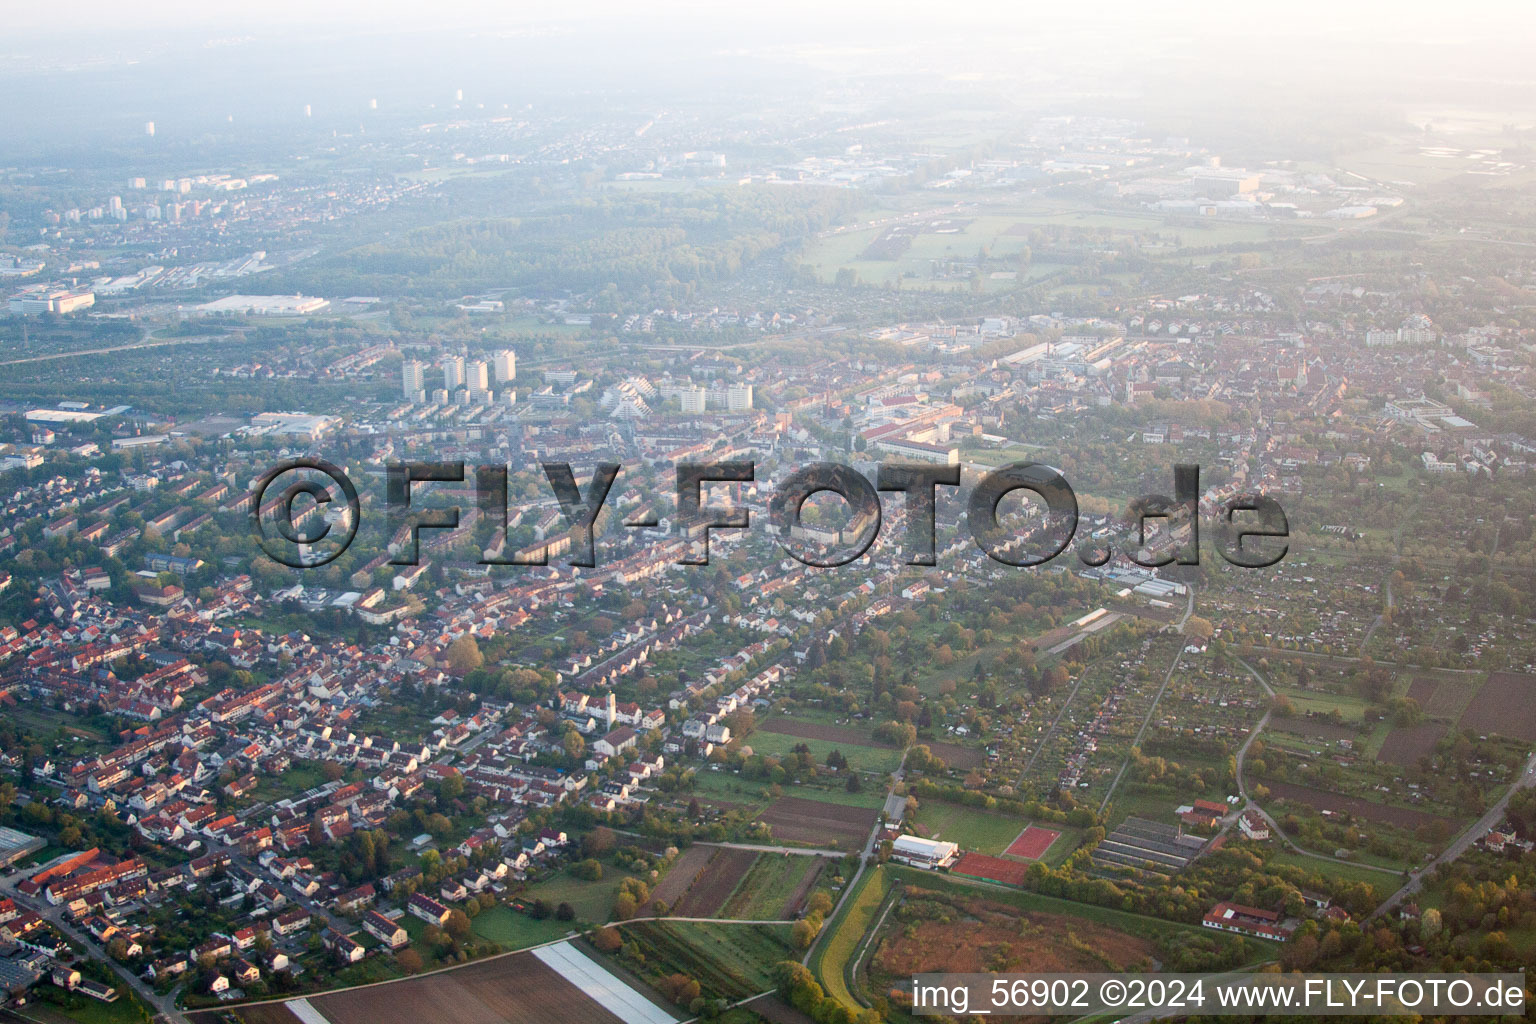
[6,0,1536,155]
[11,0,1536,41]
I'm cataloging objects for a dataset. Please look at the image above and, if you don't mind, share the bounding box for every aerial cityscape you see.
[2,3,1536,1023]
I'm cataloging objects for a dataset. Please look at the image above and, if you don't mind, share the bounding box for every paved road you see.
[0,876,190,1024]
[697,841,845,858]
[1227,658,1400,877]
[805,752,905,968]
[1369,749,1536,921]
[0,329,232,367]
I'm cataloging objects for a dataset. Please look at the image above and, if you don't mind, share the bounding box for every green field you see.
[910,801,1027,854]
[747,729,905,774]
[1263,849,1401,893]
[29,993,153,1024]
[616,921,797,1001]
[1272,687,1373,722]
[720,852,823,920]
[523,864,631,924]
[796,201,1331,289]
[470,905,575,949]
[688,767,888,810]
[809,865,893,1010]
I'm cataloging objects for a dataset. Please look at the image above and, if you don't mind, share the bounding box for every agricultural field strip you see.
[1016,663,1093,783]
[1099,646,1184,815]
[532,942,678,1024]
[285,1001,330,1024]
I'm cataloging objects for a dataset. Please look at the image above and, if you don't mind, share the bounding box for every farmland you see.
[611,921,798,1002]
[1460,672,1536,741]
[1263,779,1457,831]
[669,847,759,917]
[1376,722,1448,766]
[757,717,892,748]
[757,796,879,851]
[644,845,714,915]
[298,951,632,1024]
[719,851,828,919]
[857,871,1276,1009]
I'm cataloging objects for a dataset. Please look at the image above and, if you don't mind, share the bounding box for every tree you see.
[562,730,586,760]
[573,858,604,881]
[582,827,618,857]
[592,926,623,952]
[1184,616,1215,642]
[555,902,575,921]
[395,948,424,974]
[446,635,484,675]
[443,909,472,943]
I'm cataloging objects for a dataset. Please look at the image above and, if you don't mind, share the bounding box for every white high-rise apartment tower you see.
[466,361,490,402]
[402,360,425,400]
[493,349,516,384]
[442,355,465,391]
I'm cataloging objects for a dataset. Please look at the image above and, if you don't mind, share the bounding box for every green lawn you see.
[1264,849,1401,892]
[32,993,152,1024]
[910,801,1026,854]
[1272,687,1373,722]
[746,730,904,774]
[1102,785,1184,828]
[688,767,888,811]
[524,865,630,925]
[470,905,575,949]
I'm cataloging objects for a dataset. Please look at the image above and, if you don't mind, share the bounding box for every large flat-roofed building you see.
[1385,397,1453,425]
[891,834,959,869]
[0,828,47,869]
[180,294,329,318]
[875,437,960,465]
[8,289,95,315]
[245,412,337,440]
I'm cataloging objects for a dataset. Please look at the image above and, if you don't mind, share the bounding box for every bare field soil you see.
[1460,673,1536,741]
[306,953,625,1024]
[1405,677,1437,706]
[1264,780,1456,830]
[758,796,878,850]
[927,741,985,770]
[644,845,713,915]
[671,848,758,917]
[1377,723,1447,766]
[782,857,828,918]
[874,895,1155,975]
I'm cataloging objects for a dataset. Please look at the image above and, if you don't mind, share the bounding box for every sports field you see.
[1003,825,1061,861]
